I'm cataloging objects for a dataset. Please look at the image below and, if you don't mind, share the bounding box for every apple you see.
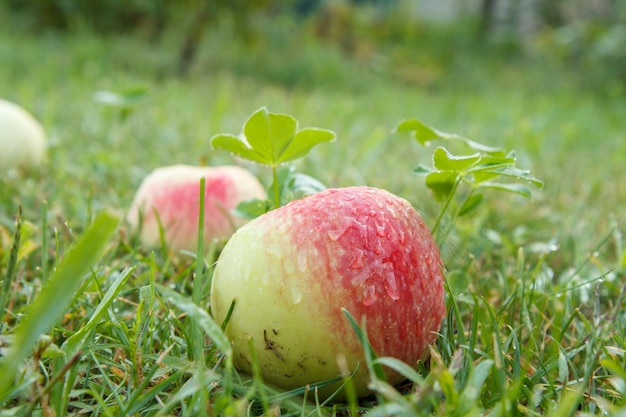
[210,186,445,399]
[0,98,46,173]
[127,164,266,253]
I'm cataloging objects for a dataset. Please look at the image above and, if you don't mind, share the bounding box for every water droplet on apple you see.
[291,286,302,304]
[237,264,249,284]
[342,193,355,201]
[384,271,400,301]
[277,221,290,235]
[362,284,378,306]
[328,216,367,242]
[266,243,284,260]
[374,239,385,255]
[297,250,308,272]
[350,248,365,269]
[327,227,344,242]
[284,259,295,274]
[261,271,271,286]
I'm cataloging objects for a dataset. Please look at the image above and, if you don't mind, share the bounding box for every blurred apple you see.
[211,186,445,399]
[127,164,266,253]
[0,99,46,173]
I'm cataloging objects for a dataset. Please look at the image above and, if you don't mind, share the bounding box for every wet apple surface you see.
[211,186,445,398]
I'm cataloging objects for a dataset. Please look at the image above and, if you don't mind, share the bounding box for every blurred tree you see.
[5,0,276,76]
[314,0,356,53]
[536,0,564,27]
[480,0,497,36]
[177,0,275,76]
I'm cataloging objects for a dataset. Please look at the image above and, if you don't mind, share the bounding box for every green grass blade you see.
[0,211,119,404]
[157,285,232,356]
[41,201,49,283]
[0,207,22,332]
[459,359,494,411]
[374,356,424,384]
[48,266,135,414]
[341,308,386,382]
[191,177,206,362]
[61,266,135,357]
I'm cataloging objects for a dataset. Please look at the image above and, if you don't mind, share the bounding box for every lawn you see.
[1,11,625,416]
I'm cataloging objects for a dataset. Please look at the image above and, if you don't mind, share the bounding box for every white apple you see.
[0,99,46,172]
[127,164,266,253]
[210,186,446,399]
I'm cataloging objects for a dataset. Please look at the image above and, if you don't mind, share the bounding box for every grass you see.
[1,12,625,416]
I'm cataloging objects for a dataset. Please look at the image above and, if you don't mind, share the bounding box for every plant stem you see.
[437,187,475,247]
[272,164,280,207]
[432,176,462,242]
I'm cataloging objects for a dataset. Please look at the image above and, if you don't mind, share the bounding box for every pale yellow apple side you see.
[0,99,46,172]
[210,216,370,398]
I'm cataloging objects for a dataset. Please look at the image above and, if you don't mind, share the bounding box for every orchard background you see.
[1,0,625,415]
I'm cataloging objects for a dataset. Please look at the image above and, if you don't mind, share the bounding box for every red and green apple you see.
[127,164,266,253]
[210,186,445,398]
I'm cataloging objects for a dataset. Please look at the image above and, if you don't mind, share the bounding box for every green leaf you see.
[286,172,326,196]
[262,165,327,207]
[459,138,505,155]
[476,182,533,198]
[433,146,481,171]
[211,107,335,168]
[93,86,147,107]
[396,118,504,154]
[0,212,118,403]
[413,164,434,175]
[278,127,335,163]
[210,133,268,164]
[487,166,545,188]
[425,171,460,202]
[231,198,272,220]
[458,193,484,216]
[244,107,297,162]
[471,154,516,167]
[278,166,326,205]
[471,170,502,184]
[395,118,441,145]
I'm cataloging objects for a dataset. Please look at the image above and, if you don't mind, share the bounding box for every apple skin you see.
[210,186,445,399]
[0,99,46,172]
[127,164,266,253]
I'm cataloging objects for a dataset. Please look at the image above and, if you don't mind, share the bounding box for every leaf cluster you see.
[396,118,544,243]
[211,107,335,216]
[211,107,335,167]
[397,118,544,203]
